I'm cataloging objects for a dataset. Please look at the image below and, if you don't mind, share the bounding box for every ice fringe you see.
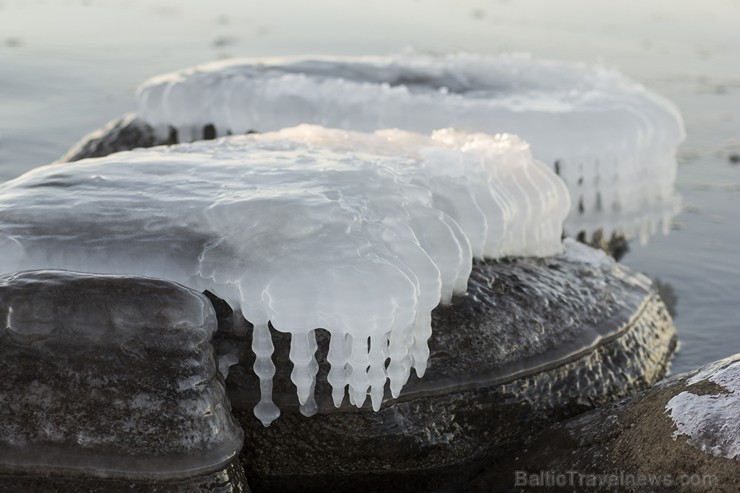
[0,126,569,425]
[136,51,685,243]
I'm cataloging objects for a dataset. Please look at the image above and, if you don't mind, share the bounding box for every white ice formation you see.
[665,357,740,460]
[0,126,569,425]
[136,51,685,242]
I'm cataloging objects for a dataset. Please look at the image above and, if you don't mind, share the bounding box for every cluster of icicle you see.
[136,51,685,242]
[0,126,569,425]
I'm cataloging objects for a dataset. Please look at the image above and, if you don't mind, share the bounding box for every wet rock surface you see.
[474,354,740,492]
[0,271,246,492]
[218,242,677,492]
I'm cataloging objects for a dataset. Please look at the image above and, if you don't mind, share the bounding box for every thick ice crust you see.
[0,126,569,425]
[136,52,685,240]
[0,271,243,479]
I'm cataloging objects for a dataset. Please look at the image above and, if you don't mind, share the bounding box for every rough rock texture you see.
[0,270,247,492]
[216,247,677,492]
[473,354,740,492]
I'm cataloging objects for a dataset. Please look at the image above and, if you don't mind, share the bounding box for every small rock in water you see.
[58,113,175,163]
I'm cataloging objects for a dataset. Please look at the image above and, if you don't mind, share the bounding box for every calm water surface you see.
[1,0,739,373]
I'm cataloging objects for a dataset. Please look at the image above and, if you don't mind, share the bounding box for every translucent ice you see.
[136,52,684,241]
[0,126,569,425]
[0,270,243,478]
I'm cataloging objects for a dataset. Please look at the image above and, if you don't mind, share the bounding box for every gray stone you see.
[474,354,740,492]
[216,244,676,492]
[58,113,174,163]
[0,270,247,492]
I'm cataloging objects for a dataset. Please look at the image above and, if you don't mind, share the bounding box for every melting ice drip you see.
[136,51,684,242]
[0,126,569,426]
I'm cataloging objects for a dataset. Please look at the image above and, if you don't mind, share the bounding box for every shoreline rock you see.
[473,354,740,492]
[0,271,247,492]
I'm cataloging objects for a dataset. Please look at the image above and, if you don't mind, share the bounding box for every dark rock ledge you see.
[218,245,677,492]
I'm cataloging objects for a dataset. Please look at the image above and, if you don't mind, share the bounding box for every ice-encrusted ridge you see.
[136,51,684,242]
[665,358,740,460]
[0,126,569,425]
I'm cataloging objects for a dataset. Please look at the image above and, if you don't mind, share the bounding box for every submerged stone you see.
[476,354,740,492]
[216,240,676,492]
[0,271,246,491]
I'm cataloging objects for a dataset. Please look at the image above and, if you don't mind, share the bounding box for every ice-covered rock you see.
[0,126,569,425]
[135,52,685,242]
[0,270,245,488]
[223,239,676,492]
[478,354,740,493]
[666,358,740,460]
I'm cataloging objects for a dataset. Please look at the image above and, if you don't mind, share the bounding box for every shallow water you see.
[1,0,739,374]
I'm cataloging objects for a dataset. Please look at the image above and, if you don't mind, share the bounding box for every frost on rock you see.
[0,270,243,478]
[0,126,569,425]
[665,357,740,460]
[136,51,685,242]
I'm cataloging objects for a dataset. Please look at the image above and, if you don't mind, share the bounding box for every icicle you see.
[347,335,371,408]
[368,333,388,411]
[289,330,317,406]
[298,330,319,417]
[410,311,433,378]
[251,322,280,427]
[326,332,351,408]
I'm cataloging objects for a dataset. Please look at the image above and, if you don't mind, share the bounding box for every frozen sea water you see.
[136,52,684,242]
[0,126,569,425]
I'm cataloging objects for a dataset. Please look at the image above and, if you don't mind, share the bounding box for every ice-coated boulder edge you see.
[0,270,244,479]
[135,51,685,242]
[472,354,737,492]
[0,126,569,426]
[665,357,740,460]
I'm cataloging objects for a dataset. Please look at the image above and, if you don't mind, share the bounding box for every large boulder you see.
[217,241,677,492]
[0,270,247,492]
